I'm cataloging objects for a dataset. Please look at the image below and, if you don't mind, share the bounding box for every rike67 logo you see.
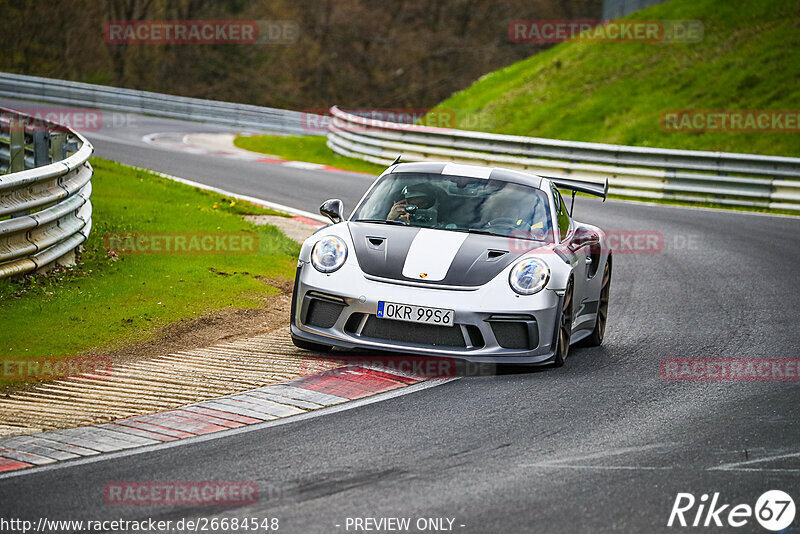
[668,490,795,531]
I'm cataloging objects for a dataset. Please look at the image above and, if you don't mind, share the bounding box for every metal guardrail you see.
[0,72,321,135]
[0,107,93,278]
[327,106,800,211]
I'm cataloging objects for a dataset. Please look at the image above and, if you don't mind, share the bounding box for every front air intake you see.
[302,293,346,328]
[487,315,539,350]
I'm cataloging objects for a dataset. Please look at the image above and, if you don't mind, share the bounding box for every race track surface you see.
[1,97,798,533]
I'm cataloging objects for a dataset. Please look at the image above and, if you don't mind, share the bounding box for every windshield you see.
[351,172,554,243]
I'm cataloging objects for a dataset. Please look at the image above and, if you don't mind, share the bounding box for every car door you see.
[552,187,589,330]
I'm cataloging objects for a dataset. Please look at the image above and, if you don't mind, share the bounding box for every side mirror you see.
[320,199,344,224]
[569,226,599,251]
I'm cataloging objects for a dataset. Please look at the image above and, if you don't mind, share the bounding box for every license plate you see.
[376,301,454,326]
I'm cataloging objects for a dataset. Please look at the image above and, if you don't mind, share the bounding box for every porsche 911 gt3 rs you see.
[290,161,611,366]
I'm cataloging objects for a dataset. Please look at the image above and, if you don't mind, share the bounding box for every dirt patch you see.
[95,216,311,365]
[96,277,294,368]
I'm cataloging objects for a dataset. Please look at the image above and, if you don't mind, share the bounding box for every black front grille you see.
[304,298,344,328]
[359,316,466,347]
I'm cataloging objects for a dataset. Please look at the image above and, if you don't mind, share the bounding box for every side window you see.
[554,189,570,242]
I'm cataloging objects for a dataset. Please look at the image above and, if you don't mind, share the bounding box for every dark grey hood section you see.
[348,222,531,287]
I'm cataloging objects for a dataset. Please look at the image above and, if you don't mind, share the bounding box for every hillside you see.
[430,0,800,157]
[0,0,599,110]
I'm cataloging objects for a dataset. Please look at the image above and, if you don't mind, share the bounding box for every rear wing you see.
[547,177,608,201]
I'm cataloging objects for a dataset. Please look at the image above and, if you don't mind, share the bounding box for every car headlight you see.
[311,236,348,273]
[509,258,550,295]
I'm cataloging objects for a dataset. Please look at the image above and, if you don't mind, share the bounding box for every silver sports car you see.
[290,161,611,366]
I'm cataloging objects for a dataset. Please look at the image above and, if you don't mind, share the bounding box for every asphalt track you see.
[1,97,799,533]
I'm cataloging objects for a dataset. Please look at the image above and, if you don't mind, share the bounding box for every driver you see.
[480,191,551,240]
[387,183,439,225]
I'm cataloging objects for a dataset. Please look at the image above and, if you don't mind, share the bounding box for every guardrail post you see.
[50,132,66,162]
[63,138,79,158]
[9,114,25,173]
[8,115,29,218]
[33,130,50,166]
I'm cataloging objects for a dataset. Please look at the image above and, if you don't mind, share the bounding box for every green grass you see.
[234,134,386,175]
[0,158,301,386]
[429,0,800,157]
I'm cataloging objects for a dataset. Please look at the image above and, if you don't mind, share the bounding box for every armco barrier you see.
[0,107,93,278]
[2,74,795,211]
[0,72,321,135]
[326,106,800,211]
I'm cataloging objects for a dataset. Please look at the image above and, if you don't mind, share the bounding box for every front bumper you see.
[291,261,562,364]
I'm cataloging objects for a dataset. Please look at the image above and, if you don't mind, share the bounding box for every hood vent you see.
[486,249,508,261]
[366,236,386,249]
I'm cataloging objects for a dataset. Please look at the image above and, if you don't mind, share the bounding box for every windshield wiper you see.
[463,228,504,237]
[461,228,547,242]
[353,218,407,226]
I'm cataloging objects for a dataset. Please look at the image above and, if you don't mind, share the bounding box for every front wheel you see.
[552,278,574,367]
[579,259,611,347]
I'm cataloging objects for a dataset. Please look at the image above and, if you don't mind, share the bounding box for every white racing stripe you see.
[402,228,468,281]
[442,163,492,179]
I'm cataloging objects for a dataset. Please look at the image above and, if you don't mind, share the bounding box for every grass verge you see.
[234,134,385,175]
[0,158,300,387]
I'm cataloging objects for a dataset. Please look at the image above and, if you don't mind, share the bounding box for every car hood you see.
[348,222,535,287]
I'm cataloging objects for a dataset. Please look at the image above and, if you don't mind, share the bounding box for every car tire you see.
[552,277,574,368]
[579,258,611,348]
[291,335,334,353]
